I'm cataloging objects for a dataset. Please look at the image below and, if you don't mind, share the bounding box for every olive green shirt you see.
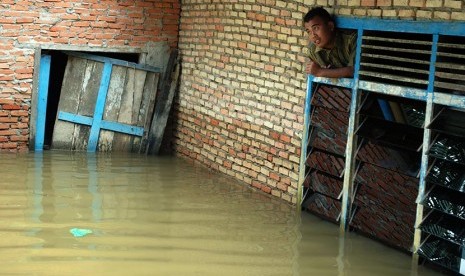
[307,30,357,68]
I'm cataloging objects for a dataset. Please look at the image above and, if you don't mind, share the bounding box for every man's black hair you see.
[303,7,333,24]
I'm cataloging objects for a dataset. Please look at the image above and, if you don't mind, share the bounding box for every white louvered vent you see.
[359,31,432,90]
[435,35,465,95]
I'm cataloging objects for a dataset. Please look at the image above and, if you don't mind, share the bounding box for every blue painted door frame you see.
[35,54,51,152]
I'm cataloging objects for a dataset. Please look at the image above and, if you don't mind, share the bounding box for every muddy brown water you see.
[0,152,444,276]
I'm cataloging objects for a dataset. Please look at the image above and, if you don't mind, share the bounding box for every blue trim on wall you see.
[353,27,364,87]
[358,81,427,101]
[428,34,439,94]
[35,55,52,152]
[311,77,353,88]
[336,17,465,36]
[303,74,314,150]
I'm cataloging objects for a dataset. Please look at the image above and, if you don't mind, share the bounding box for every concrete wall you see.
[175,0,465,204]
[0,0,180,152]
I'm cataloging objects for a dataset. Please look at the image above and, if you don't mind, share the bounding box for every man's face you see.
[304,16,335,49]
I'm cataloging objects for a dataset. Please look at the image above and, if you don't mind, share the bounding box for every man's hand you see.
[305,61,322,76]
[305,60,354,78]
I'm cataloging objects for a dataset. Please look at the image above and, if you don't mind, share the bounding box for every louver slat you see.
[436,62,465,71]
[437,52,465,59]
[362,53,429,65]
[362,44,431,54]
[438,42,465,50]
[363,36,432,46]
[418,237,461,273]
[434,35,465,95]
[359,71,429,85]
[360,62,429,74]
[360,31,432,90]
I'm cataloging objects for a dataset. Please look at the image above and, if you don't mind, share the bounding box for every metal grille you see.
[359,30,432,90]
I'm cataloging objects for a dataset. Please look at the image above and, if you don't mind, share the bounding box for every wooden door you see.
[51,52,161,152]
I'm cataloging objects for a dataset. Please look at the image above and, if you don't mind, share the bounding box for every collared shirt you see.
[307,30,357,68]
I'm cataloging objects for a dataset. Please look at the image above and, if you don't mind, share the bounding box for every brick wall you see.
[0,0,180,152]
[176,0,464,203]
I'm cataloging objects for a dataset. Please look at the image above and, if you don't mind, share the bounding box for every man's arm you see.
[306,61,354,78]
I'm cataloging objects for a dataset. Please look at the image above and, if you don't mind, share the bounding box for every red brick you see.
[0,117,18,123]
[270,172,280,181]
[11,123,28,129]
[2,104,21,110]
[251,181,262,189]
[377,0,392,6]
[0,99,14,105]
[10,135,28,142]
[270,131,280,140]
[361,0,376,5]
[279,134,291,143]
[0,142,17,149]
[0,130,16,136]
[261,185,271,193]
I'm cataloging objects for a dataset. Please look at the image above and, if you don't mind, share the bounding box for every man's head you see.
[303,7,335,49]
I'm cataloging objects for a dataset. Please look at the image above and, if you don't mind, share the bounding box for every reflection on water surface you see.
[0,152,444,275]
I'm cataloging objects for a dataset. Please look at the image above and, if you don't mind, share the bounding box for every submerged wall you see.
[0,0,180,152]
[176,0,465,204]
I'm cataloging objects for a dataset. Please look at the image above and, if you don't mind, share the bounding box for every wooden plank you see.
[147,49,179,155]
[136,72,160,153]
[52,56,88,150]
[128,69,147,151]
[110,67,134,152]
[111,67,147,152]
[98,65,127,152]
[73,60,103,151]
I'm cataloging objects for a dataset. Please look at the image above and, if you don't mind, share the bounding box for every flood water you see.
[0,152,445,276]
